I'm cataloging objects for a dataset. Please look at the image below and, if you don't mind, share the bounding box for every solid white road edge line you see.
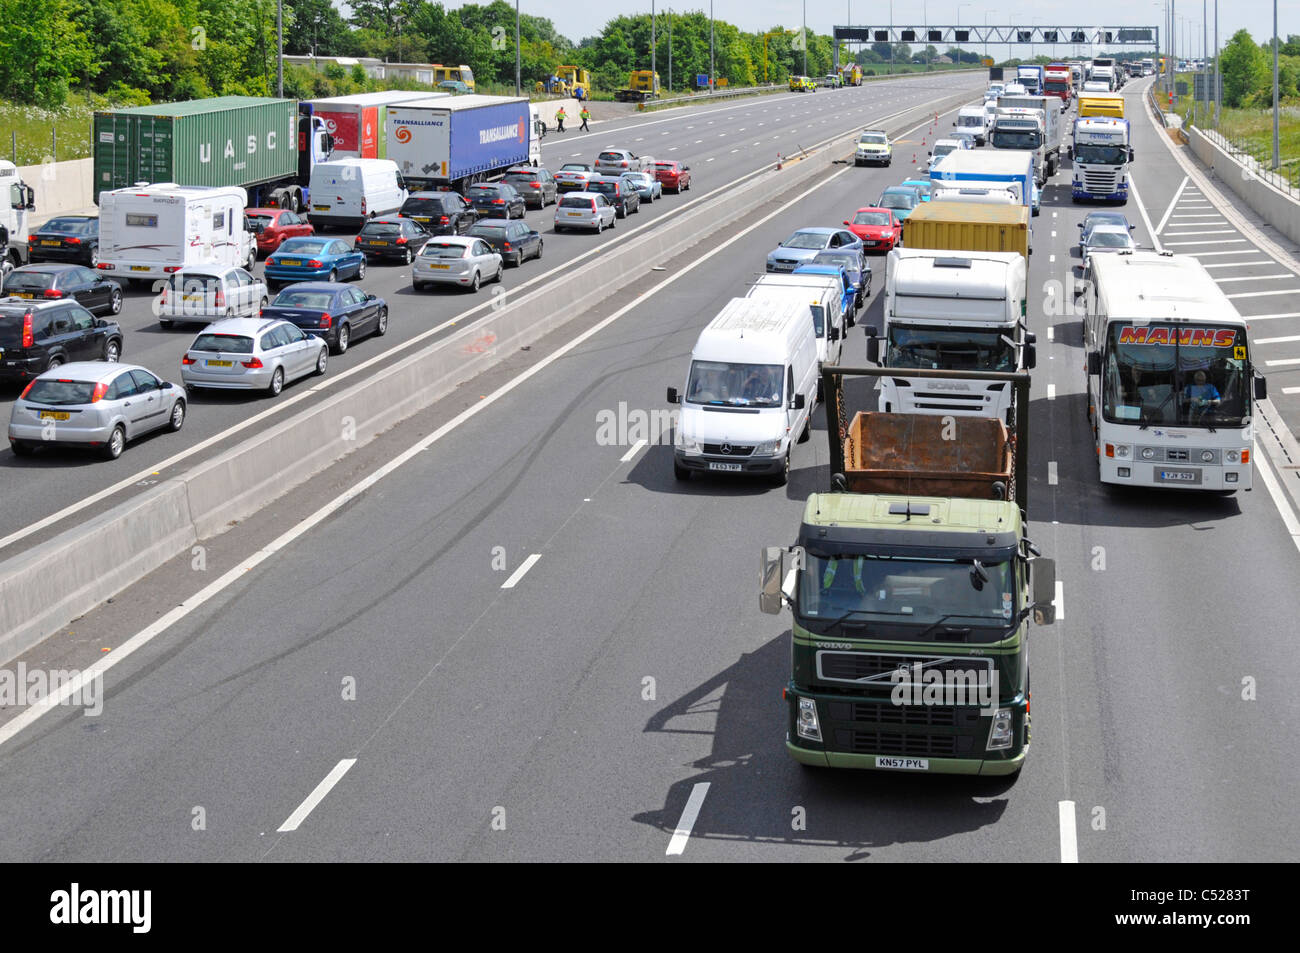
[666,782,711,856]
[1059,800,1079,863]
[1127,173,1163,254]
[277,759,357,833]
[620,439,648,463]
[0,138,894,749]
[500,554,542,589]
[1253,439,1300,557]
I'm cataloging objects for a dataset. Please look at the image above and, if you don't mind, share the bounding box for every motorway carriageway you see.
[0,74,1296,862]
[0,72,983,556]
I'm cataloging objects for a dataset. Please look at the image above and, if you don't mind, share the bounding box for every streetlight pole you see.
[276,0,283,97]
[709,0,714,91]
[515,0,521,97]
[652,1,656,94]
[803,0,808,78]
[1273,0,1280,169]
[890,0,894,73]
[668,9,672,93]
[1213,0,1219,125]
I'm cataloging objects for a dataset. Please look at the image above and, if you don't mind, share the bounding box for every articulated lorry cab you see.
[762,366,1056,776]
[1070,116,1134,203]
[1015,65,1044,95]
[865,248,1032,419]
[0,159,37,275]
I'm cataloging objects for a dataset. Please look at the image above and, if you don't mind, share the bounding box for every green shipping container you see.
[93,96,299,203]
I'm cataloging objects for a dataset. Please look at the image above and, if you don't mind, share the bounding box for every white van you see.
[956,106,989,146]
[667,297,818,486]
[97,184,255,283]
[745,272,845,376]
[308,158,408,230]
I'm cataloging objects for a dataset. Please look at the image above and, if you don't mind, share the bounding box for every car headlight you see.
[796,697,822,741]
[987,708,1014,750]
[754,439,783,455]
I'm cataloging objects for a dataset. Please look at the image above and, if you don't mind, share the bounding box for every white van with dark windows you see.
[667,297,818,486]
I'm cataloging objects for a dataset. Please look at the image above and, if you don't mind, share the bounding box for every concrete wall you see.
[0,84,980,666]
[532,98,577,128]
[1187,126,1300,247]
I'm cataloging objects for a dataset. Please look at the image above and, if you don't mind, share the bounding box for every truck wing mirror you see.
[829,326,840,342]
[1024,342,1037,370]
[1087,351,1102,376]
[866,336,880,364]
[759,546,789,614]
[1128,148,1135,161]
[666,386,680,404]
[1254,374,1268,400]
[1032,557,1057,625]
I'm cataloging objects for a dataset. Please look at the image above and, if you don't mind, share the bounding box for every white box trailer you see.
[97,184,255,283]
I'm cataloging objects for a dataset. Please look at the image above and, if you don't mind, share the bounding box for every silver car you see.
[624,171,662,202]
[594,149,651,175]
[158,266,269,329]
[8,361,186,460]
[180,317,328,396]
[1081,224,1136,267]
[411,236,504,292]
[554,192,617,233]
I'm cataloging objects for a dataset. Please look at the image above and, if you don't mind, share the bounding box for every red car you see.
[844,206,902,252]
[247,208,315,256]
[652,160,692,193]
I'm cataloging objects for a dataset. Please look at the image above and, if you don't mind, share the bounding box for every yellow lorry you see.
[899,201,1032,261]
[1077,92,1125,119]
[615,70,661,102]
[556,66,591,98]
[841,64,863,86]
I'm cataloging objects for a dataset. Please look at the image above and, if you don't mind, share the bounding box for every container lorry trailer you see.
[898,200,1031,260]
[92,96,335,212]
[386,95,541,192]
[761,365,1057,776]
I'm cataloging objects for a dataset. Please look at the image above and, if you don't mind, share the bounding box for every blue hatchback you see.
[878,185,923,221]
[263,237,366,289]
[806,250,871,316]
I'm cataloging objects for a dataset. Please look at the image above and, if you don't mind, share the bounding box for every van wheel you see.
[102,425,125,460]
[10,440,34,457]
[673,460,691,481]
[771,451,790,486]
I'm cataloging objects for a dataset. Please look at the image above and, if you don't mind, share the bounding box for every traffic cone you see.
[777,153,783,170]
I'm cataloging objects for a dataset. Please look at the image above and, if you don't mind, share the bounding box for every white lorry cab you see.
[308,157,408,230]
[667,296,818,486]
[97,184,255,283]
[745,273,845,375]
[1,159,36,275]
[1070,116,1133,203]
[867,249,1033,420]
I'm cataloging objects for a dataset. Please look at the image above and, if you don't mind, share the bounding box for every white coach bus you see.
[1083,251,1266,492]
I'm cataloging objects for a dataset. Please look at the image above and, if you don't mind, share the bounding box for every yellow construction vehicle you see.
[556,65,591,99]
[615,70,661,103]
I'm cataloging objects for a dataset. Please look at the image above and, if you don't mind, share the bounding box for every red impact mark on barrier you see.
[464,332,498,354]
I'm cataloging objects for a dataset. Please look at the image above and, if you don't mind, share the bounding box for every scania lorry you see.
[1069,116,1134,203]
[761,366,1057,776]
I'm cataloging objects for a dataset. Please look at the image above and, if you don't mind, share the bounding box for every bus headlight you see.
[796,697,822,741]
[1141,447,1155,460]
[1114,444,1131,459]
[1226,449,1239,463]
[987,708,1014,750]
[1201,450,1214,463]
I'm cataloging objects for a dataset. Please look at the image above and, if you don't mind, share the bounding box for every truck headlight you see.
[987,708,1014,750]
[796,697,822,741]
[754,439,783,455]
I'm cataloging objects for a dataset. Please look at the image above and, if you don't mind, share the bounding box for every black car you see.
[467,219,543,267]
[398,191,479,236]
[586,175,641,218]
[0,298,124,382]
[355,217,430,263]
[26,216,99,266]
[465,182,527,220]
[501,167,559,209]
[2,264,123,316]
[258,282,388,355]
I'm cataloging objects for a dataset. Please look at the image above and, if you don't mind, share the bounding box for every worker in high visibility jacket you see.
[822,557,867,595]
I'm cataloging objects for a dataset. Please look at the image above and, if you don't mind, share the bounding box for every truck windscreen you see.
[798,555,1016,636]
[1075,143,1127,165]
[990,128,1042,150]
[887,326,1016,373]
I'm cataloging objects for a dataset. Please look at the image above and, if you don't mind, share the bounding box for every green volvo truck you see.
[760,366,1056,776]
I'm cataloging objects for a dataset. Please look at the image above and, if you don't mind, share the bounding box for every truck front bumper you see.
[1072,186,1129,201]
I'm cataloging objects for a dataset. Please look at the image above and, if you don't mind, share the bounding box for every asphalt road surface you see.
[0,73,1296,862]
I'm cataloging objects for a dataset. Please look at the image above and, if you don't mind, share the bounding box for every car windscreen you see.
[191,334,253,353]
[3,271,55,290]
[559,197,593,209]
[277,239,327,254]
[22,379,98,405]
[859,134,887,144]
[169,273,220,290]
[273,291,335,309]
[40,218,95,234]
[782,232,830,249]
[879,194,912,209]
[420,243,468,258]
[1089,231,1132,248]
[853,211,891,226]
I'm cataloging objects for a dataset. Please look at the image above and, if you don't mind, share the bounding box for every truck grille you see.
[827,700,984,728]
[834,728,971,757]
[818,651,993,685]
[1083,171,1117,191]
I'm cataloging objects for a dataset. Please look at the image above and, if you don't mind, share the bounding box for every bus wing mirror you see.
[1032,557,1057,625]
[1254,374,1268,400]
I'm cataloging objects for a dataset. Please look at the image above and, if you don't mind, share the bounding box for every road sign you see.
[696,73,708,89]
[981,57,994,68]
[1193,73,1222,102]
